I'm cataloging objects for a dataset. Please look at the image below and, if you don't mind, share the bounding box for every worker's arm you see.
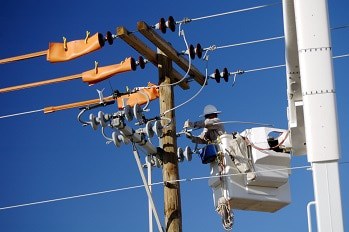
[183,119,205,129]
[184,131,207,144]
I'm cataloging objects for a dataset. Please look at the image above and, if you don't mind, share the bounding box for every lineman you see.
[183,104,226,144]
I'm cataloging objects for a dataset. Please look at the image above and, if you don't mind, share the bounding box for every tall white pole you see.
[132,146,164,232]
[291,0,344,231]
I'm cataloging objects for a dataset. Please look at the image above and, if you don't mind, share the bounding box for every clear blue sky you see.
[0,0,348,231]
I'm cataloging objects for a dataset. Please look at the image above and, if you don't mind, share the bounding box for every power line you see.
[204,23,348,51]
[161,65,209,116]
[0,184,146,211]
[214,36,285,50]
[243,64,286,73]
[0,109,43,119]
[0,157,347,211]
[230,51,349,74]
[333,54,349,59]
[189,2,281,22]
[0,164,313,211]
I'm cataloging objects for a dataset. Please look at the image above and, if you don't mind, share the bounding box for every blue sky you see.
[0,0,348,231]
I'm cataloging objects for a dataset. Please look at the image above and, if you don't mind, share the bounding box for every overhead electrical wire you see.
[0,184,146,211]
[201,23,348,53]
[0,108,44,119]
[2,162,348,211]
[333,54,349,59]
[212,36,285,50]
[161,59,209,117]
[186,2,281,22]
[0,164,316,211]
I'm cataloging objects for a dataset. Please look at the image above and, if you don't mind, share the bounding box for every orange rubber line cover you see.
[44,83,159,114]
[82,57,136,85]
[47,33,103,63]
[116,84,159,109]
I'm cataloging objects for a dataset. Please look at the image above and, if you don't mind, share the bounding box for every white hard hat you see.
[200,104,221,117]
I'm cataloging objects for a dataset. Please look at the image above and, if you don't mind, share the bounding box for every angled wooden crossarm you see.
[117,26,189,90]
[137,21,205,86]
[117,26,157,65]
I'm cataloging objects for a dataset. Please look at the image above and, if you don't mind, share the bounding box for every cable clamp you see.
[85,31,91,44]
[94,61,99,74]
[178,17,192,24]
[236,69,245,75]
[207,45,217,51]
[97,89,105,104]
[63,36,68,51]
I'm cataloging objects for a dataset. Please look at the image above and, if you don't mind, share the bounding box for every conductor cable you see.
[160,61,209,117]
[0,164,329,211]
[200,23,348,55]
[0,108,43,119]
[187,2,281,22]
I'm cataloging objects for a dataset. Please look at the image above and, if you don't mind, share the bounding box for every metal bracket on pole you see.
[132,144,164,232]
[307,201,316,232]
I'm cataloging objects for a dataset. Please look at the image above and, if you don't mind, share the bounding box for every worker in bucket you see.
[183,104,226,144]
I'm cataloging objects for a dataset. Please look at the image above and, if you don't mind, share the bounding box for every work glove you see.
[184,131,192,139]
[183,119,194,129]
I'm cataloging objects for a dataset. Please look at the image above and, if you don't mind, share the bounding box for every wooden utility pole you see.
[117,21,205,232]
[158,49,182,232]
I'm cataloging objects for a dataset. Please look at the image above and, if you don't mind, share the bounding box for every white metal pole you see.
[132,145,164,232]
[133,144,164,232]
[292,0,344,231]
[311,162,343,232]
[147,155,153,232]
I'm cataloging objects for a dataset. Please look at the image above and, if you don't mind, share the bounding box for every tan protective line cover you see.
[116,86,159,109]
[82,57,134,85]
[47,33,102,63]
[44,84,159,114]
[0,57,135,93]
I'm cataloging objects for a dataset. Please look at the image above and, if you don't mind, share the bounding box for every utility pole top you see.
[117,26,190,90]
[137,21,206,86]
